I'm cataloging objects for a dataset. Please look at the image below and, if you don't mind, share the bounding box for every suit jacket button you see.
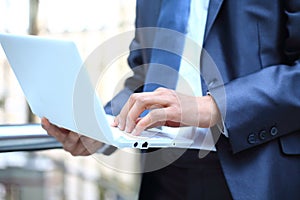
[270,126,278,136]
[259,130,267,140]
[248,133,256,144]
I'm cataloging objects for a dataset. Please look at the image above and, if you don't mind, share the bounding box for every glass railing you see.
[0,124,62,152]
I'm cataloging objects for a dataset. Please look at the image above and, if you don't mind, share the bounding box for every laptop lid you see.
[0,33,114,144]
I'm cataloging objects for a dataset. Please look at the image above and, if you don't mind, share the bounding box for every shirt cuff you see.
[207,91,228,137]
[216,119,228,137]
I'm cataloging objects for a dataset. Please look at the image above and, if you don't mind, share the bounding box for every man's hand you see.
[112,87,221,136]
[41,118,104,156]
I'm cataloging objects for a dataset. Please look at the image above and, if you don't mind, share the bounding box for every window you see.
[0,1,140,199]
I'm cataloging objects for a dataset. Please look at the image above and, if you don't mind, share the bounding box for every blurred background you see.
[0,0,141,199]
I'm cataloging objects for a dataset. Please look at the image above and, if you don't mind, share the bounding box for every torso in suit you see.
[105,0,300,199]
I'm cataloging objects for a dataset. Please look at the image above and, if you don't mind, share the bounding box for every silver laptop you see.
[0,33,193,149]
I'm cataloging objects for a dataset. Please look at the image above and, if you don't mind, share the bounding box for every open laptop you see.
[0,33,194,149]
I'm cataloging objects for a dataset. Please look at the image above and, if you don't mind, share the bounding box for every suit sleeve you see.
[210,1,300,153]
[99,3,148,155]
[104,0,162,115]
[104,38,147,116]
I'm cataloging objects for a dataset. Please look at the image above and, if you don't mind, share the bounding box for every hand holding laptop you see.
[41,117,104,156]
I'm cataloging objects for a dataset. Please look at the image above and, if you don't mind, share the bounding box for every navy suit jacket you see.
[105,0,300,199]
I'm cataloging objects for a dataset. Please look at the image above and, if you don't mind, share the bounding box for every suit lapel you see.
[204,0,224,41]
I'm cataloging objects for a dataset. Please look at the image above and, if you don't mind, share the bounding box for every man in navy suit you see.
[43,0,300,199]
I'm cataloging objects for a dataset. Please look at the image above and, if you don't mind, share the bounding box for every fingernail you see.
[111,121,117,127]
[132,129,137,136]
[118,122,124,130]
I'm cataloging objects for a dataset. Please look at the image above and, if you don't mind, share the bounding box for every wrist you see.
[206,92,222,127]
